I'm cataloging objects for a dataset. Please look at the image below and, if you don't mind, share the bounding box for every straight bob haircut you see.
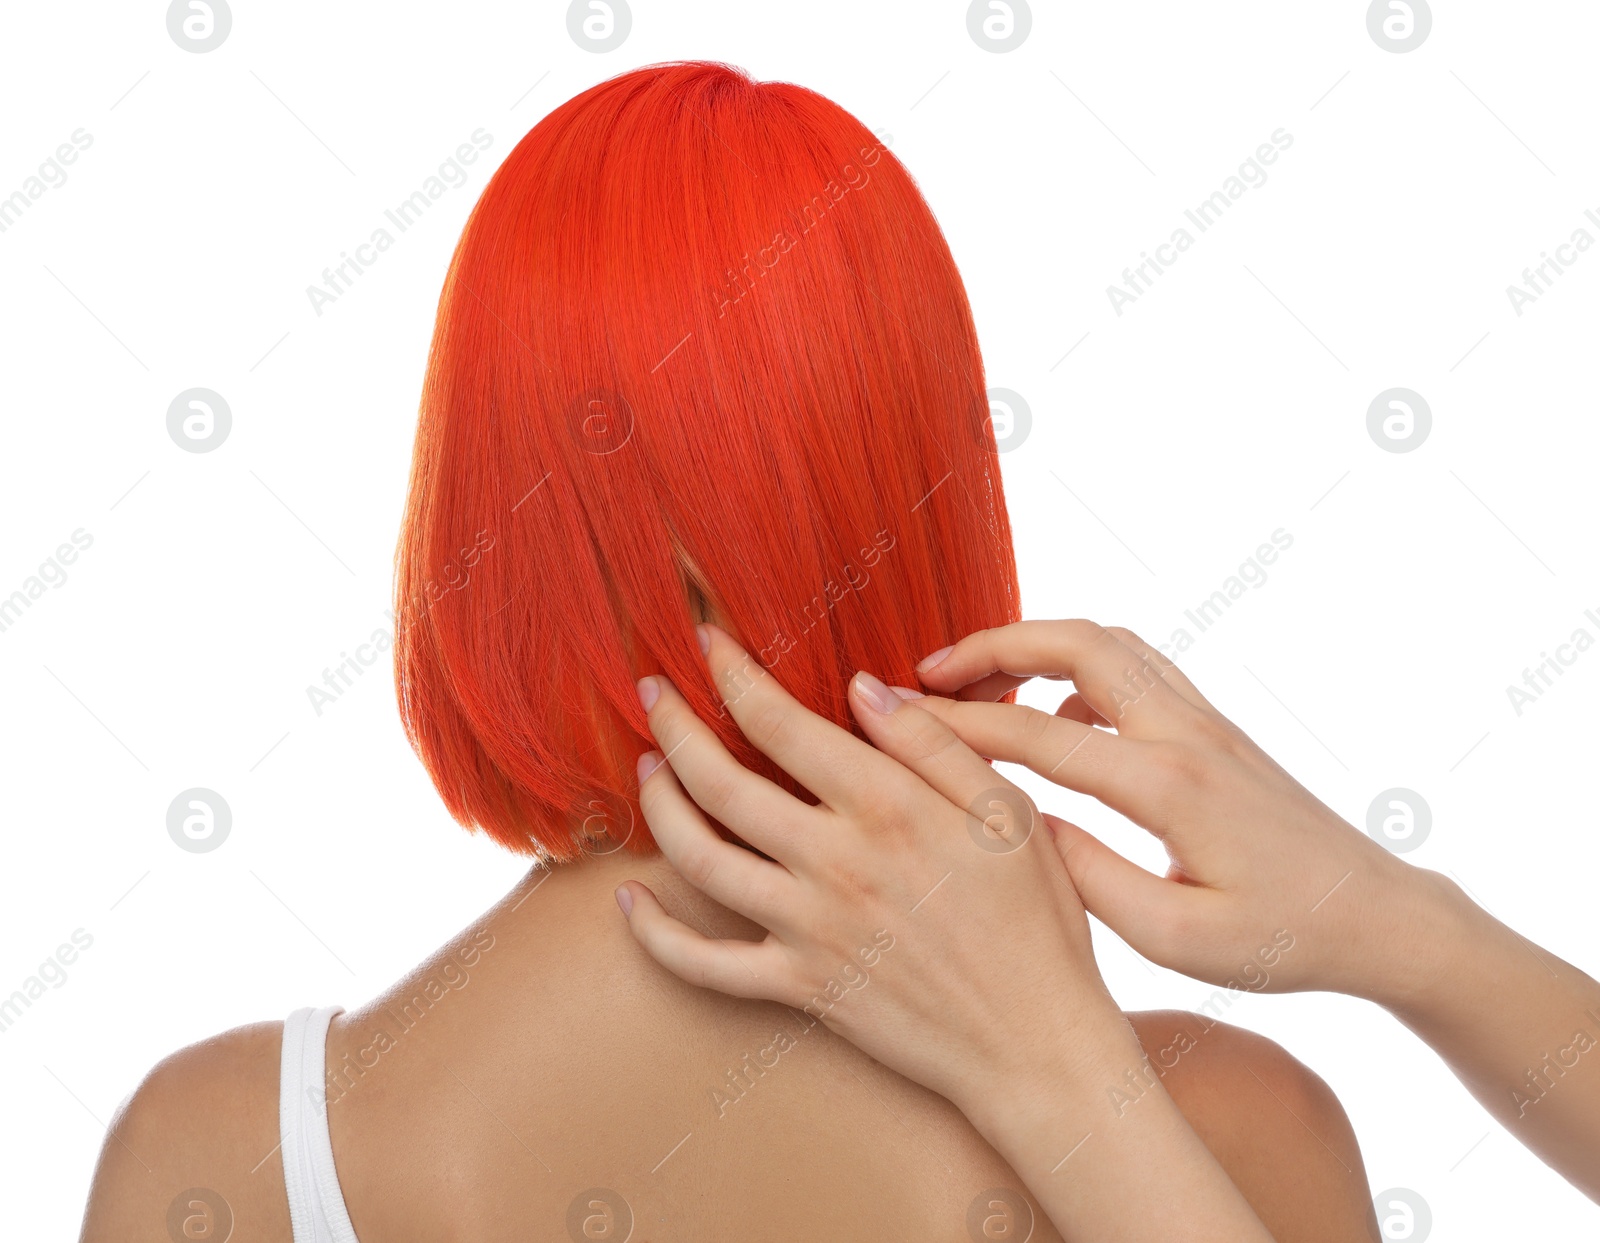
[394,61,1020,861]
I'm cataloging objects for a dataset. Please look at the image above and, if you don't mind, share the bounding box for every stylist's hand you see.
[616,624,1130,1117]
[913,619,1435,1006]
[915,619,1600,1204]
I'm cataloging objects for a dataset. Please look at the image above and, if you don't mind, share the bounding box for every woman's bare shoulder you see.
[78,1020,291,1243]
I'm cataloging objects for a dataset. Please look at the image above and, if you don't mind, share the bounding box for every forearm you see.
[958,1017,1276,1243]
[1370,867,1600,1199]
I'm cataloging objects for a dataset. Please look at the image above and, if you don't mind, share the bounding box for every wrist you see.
[954,1000,1145,1143]
[953,1002,1277,1241]
[1355,858,1493,1018]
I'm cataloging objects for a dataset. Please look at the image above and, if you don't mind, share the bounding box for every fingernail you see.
[636,676,660,712]
[614,885,633,917]
[890,685,924,700]
[695,624,711,656]
[916,645,953,674]
[637,750,663,784]
[853,671,899,714]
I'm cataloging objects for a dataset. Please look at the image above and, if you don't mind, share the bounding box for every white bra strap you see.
[280,1006,360,1243]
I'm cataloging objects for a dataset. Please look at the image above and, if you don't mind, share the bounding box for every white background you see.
[2,1,1596,1237]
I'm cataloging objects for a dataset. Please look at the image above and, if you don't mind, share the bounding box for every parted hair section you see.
[393,61,1020,861]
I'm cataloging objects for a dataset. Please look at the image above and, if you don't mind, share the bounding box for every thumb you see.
[1044,814,1192,962]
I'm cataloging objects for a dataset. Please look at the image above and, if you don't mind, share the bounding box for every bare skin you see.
[80,850,1378,1242]
[619,625,1345,1238]
[910,618,1600,1203]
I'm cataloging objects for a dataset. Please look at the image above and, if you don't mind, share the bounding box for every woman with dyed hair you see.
[81,62,1390,1241]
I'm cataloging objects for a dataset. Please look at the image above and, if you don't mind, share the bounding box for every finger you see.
[1044,814,1203,967]
[697,624,902,816]
[950,670,1027,703]
[944,669,1074,703]
[951,667,1077,703]
[1104,626,1216,714]
[616,881,798,1003]
[848,674,1031,835]
[911,695,1147,813]
[916,620,1190,738]
[640,673,809,863]
[636,749,799,928]
[1056,692,1112,729]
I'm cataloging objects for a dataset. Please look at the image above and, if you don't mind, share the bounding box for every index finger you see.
[916,619,1189,738]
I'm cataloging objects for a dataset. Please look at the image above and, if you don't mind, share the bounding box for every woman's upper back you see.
[80,855,1050,1243]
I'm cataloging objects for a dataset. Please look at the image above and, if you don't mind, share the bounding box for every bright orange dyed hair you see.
[394,61,1020,861]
